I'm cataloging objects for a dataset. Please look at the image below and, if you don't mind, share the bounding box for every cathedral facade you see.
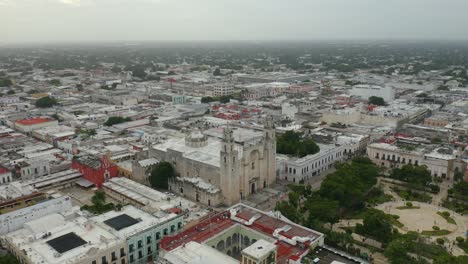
[149,118,276,206]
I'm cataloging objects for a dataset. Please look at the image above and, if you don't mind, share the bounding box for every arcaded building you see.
[149,118,276,206]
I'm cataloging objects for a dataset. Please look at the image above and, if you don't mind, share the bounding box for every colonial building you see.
[150,118,276,206]
[71,155,119,187]
[367,143,466,179]
[276,143,347,183]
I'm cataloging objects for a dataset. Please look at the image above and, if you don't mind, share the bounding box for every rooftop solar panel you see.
[46,232,87,254]
[104,214,140,231]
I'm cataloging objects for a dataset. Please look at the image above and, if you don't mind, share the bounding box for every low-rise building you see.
[367,143,466,179]
[2,202,185,264]
[350,84,395,102]
[0,96,20,105]
[0,193,72,235]
[160,203,324,264]
[14,117,59,134]
[277,143,347,183]
[71,155,119,187]
[0,165,12,185]
[93,205,184,264]
[213,83,234,97]
[2,209,126,264]
[18,158,50,180]
[32,125,75,145]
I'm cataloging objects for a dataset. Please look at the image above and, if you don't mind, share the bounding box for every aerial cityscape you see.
[1,1,468,264]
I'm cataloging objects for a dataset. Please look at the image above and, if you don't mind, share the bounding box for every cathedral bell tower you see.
[220,127,240,205]
[263,116,276,186]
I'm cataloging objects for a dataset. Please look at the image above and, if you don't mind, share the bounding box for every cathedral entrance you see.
[251,183,255,194]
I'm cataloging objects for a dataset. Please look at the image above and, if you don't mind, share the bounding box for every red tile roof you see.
[167,207,183,214]
[0,166,9,174]
[16,118,55,126]
[161,205,322,264]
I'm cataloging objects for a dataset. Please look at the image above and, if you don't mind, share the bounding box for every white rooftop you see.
[164,241,238,264]
[242,239,277,259]
[102,178,208,225]
[153,137,224,167]
[92,205,177,239]
[4,210,122,264]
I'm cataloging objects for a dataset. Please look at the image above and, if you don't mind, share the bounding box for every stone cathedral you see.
[149,118,276,206]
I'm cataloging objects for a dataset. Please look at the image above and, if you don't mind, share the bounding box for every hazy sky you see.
[2,0,468,43]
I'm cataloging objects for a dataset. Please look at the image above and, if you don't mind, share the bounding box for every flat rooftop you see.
[16,117,56,126]
[161,204,324,264]
[164,241,238,264]
[46,232,87,254]
[104,214,140,231]
[4,212,122,264]
[93,205,178,239]
[242,239,276,259]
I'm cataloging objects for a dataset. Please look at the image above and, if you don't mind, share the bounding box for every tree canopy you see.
[452,181,468,197]
[384,232,467,264]
[356,209,397,243]
[276,131,320,158]
[318,157,379,209]
[201,96,214,103]
[49,79,61,86]
[81,190,116,215]
[91,190,106,207]
[437,85,449,91]
[104,116,131,126]
[35,96,58,108]
[150,162,175,189]
[368,96,385,106]
[213,67,221,76]
[275,157,380,227]
[0,78,13,87]
[201,95,232,104]
[305,196,340,225]
[0,254,20,264]
[390,164,432,187]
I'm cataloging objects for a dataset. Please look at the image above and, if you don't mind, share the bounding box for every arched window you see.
[216,240,225,251]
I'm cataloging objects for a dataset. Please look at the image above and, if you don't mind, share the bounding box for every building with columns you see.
[367,143,466,179]
[149,118,276,206]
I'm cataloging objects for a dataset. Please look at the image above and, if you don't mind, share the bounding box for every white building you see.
[281,102,298,119]
[277,143,347,183]
[213,83,234,97]
[19,159,51,180]
[243,82,289,100]
[32,125,75,144]
[367,143,466,179]
[350,84,395,102]
[102,177,199,218]
[0,96,20,105]
[0,166,12,185]
[14,117,59,134]
[0,194,72,235]
[2,209,126,264]
[162,241,239,264]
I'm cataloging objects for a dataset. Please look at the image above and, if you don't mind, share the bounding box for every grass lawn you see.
[396,205,420,210]
[392,187,432,203]
[437,212,456,225]
[458,240,468,254]
[389,215,404,228]
[421,229,451,236]
[342,207,373,219]
[442,199,468,215]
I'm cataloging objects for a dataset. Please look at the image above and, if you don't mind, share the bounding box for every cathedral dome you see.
[185,129,208,148]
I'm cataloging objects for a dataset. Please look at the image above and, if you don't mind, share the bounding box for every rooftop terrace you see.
[161,204,323,264]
